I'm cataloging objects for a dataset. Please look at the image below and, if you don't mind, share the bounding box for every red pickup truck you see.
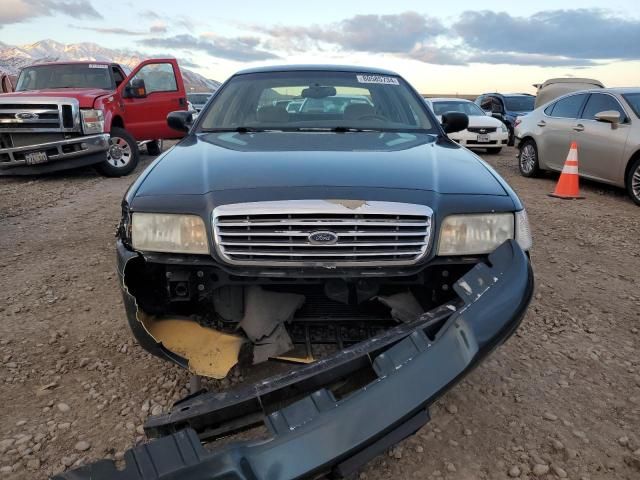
[0,59,188,176]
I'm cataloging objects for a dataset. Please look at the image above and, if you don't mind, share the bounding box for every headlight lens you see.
[438,213,514,255]
[81,109,104,134]
[515,209,533,251]
[131,213,209,254]
[500,123,508,132]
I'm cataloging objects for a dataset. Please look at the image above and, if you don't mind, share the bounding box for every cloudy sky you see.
[1,0,640,93]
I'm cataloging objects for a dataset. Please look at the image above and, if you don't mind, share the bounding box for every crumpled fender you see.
[118,244,248,378]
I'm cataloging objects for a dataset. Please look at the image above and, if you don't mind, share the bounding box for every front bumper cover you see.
[450,130,509,148]
[58,240,533,480]
[0,133,109,175]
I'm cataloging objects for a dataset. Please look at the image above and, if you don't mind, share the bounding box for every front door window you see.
[130,63,177,94]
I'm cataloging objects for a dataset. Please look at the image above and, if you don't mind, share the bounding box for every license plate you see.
[25,151,48,165]
[476,134,490,143]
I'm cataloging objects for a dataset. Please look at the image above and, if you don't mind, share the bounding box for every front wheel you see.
[96,127,139,177]
[507,127,515,146]
[626,156,640,206]
[518,139,541,178]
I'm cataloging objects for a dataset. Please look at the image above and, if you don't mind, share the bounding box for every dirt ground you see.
[0,146,639,479]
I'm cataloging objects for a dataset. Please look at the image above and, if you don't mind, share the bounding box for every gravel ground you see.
[0,146,639,479]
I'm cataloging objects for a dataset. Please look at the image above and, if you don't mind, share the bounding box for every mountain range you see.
[0,39,221,92]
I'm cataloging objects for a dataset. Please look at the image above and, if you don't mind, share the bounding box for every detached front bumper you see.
[58,240,533,480]
[0,133,109,175]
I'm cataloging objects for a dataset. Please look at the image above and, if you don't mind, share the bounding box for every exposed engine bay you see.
[123,257,474,378]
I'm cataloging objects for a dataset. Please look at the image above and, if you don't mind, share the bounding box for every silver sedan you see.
[515,88,640,205]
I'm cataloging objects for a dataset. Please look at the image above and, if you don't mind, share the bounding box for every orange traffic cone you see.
[549,142,584,199]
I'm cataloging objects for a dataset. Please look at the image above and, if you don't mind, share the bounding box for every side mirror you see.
[594,110,621,128]
[491,112,503,120]
[167,110,193,132]
[125,78,147,98]
[441,112,469,134]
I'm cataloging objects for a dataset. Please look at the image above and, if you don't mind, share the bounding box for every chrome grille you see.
[0,97,79,133]
[467,127,497,134]
[213,201,433,267]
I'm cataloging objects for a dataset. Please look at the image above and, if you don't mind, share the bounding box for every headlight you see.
[500,123,508,133]
[131,213,209,254]
[438,213,514,255]
[515,209,533,251]
[81,109,104,134]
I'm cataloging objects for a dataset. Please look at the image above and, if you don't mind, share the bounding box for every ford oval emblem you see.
[308,230,338,245]
[15,112,38,120]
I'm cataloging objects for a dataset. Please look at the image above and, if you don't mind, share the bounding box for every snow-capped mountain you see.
[0,40,221,92]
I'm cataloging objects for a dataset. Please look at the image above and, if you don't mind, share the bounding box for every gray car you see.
[515,88,640,205]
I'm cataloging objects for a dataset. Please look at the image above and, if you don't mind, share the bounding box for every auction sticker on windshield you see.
[356,74,400,85]
[89,64,108,69]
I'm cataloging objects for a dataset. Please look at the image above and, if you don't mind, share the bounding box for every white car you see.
[425,98,509,153]
[187,100,199,121]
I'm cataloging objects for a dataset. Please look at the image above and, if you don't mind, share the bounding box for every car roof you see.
[482,93,535,97]
[538,77,604,88]
[25,61,113,67]
[427,97,473,103]
[599,87,640,94]
[235,64,399,76]
[557,87,640,95]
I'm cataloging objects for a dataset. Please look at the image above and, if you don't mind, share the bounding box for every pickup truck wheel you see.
[146,140,162,156]
[97,127,139,177]
[518,139,541,178]
[626,156,640,206]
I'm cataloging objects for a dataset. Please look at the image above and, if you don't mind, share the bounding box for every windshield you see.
[622,93,640,118]
[198,71,435,133]
[503,96,535,112]
[16,64,113,91]
[188,93,212,104]
[431,100,485,116]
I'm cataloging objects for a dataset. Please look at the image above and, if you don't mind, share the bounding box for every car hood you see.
[467,115,505,128]
[436,115,505,129]
[0,88,114,108]
[134,132,508,197]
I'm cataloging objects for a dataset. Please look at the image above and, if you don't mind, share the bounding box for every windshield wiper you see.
[201,126,388,134]
[201,127,279,133]
[333,126,383,132]
[288,126,383,133]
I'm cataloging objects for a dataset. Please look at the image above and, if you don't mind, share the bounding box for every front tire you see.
[507,125,515,146]
[96,127,139,177]
[518,139,541,178]
[626,156,640,206]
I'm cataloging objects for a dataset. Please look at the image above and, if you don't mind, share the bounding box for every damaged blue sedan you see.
[58,65,534,480]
